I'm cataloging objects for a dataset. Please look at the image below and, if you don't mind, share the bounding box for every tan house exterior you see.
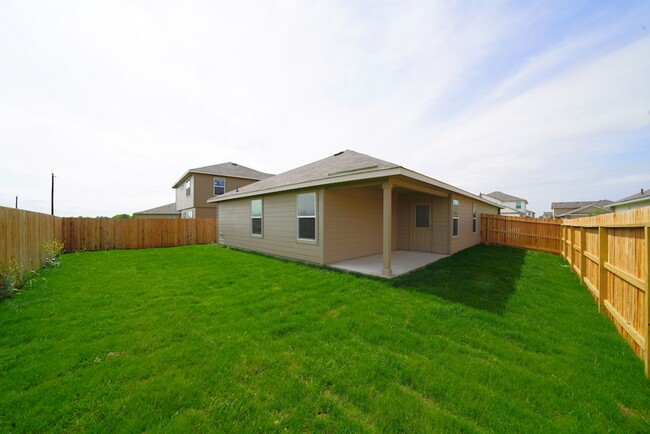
[172,163,273,218]
[209,150,499,277]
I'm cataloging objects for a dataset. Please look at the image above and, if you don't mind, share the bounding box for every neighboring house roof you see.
[133,203,179,215]
[172,162,274,188]
[609,188,650,208]
[551,200,612,209]
[208,150,500,208]
[556,204,611,218]
[484,191,528,203]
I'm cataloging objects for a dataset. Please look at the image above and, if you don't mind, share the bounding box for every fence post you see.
[485,215,490,246]
[598,227,608,314]
[643,225,650,378]
[580,227,586,284]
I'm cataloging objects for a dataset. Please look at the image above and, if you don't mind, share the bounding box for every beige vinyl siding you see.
[175,175,194,211]
[451,196,498,254]
[396,193,449,254]
[397,195,410,250]
[431,195,450,254]
[218,190,323,264]
[177,174,262,215]
[323,187,395,264]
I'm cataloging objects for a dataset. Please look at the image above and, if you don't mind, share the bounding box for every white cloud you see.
[0,1,648,216]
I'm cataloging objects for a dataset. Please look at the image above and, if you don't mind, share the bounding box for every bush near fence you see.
[0,206,217,275]
[482,209,650,378]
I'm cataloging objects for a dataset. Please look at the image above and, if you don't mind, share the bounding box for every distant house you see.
[208,150,499,277]
[609,188,650,212]
[540,211,553,219]
[551,200,612,219]
[133,203,180,219]
[172,162,273,218]
[480,191,533,217]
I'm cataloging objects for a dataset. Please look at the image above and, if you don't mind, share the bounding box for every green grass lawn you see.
[1,244,649,432]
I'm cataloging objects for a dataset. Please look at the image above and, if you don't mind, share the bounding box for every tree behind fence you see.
[0,206,217,274]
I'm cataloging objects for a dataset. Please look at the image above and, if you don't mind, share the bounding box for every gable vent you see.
[333,151,344,156]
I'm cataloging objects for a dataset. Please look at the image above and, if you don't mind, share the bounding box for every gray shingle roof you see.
[484,191,527,203]
[610,188,649,206]
[209,150,501,210]
[213,150,399,198]
[134,203,179,215]
[172,162,273,188]
[551,200,612,209]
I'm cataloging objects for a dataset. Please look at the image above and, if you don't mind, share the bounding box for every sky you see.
[0,0,649,217]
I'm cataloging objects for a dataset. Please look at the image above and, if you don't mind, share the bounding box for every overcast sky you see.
[1,1,649,217]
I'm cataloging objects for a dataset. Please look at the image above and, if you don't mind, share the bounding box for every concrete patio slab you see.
[329,250,448,278]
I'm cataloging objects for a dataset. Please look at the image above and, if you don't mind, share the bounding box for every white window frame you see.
[515,201,522,210]
[472,203,477,234]
[452,199,459,237]
[251,199,263,237]
[296,192,317,242]
[185,179,191,198]
[214,177,226,196]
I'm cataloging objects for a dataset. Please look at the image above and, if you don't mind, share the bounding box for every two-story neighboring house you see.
[172,162,273,218]
[608,188,650,212]
[480,191,533,217]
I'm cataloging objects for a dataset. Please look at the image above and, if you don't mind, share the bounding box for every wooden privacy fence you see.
[62,217,217,251]
[481,214,562,254]
[1,206,218,273]
[562,208,650,377]
[482,209,650,377]
[0,207,63,274]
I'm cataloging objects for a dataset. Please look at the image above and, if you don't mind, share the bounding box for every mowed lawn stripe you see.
[1,244,649,432]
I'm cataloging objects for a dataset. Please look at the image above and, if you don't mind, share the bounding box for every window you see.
[185,179,191,197]
[251,199,262,236]
[515,201,521,209]
[452,199,459,237]
[214,177,226,195]
[297,193,316,241]
[415,205,430,228]
[472,204,477,233]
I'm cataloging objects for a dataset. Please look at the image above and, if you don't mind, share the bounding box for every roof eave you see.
[609,197,650,208]
[171,169,270,188]
[209,167,501,209]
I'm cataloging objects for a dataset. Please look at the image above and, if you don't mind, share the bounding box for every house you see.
[540,211,553,219]
[172,162,273,218]
[480,191,533,217]
[133,203,180,219]
[208,150,500,277]
[608,188,650,212]
[551,200,612,219]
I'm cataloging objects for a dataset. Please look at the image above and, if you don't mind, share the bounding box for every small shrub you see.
[42,239,65,268]
[0,260,26,299]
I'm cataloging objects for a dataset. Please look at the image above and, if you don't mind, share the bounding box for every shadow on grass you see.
[392,245,527,316]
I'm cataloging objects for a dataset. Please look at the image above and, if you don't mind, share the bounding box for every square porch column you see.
[382,181,393,277]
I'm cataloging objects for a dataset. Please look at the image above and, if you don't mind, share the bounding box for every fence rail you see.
[482,210,650,378]
[0,206,217,273]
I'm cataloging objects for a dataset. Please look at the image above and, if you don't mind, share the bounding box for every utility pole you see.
[15,196,18,209]
[51,172,55,216]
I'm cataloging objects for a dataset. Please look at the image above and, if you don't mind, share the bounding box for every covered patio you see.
[329,250,448,278]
